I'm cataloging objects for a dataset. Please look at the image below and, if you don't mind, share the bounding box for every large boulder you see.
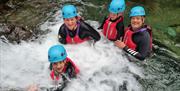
[0,0,56,43]
[0,24,33,43]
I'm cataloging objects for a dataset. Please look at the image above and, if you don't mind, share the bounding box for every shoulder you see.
[59,24,66,32]
[124,25,132,31]
[79,20,94,31]
[65,57,76,66]
[144,25,152,30]
[59,24,67,34]
[136,31,150,43]
[136,29,150,36]
[79,20,89,27]
[65,57,80,74]
[117,20,124,26]
[59,24,66,30]
[66,57,73,63]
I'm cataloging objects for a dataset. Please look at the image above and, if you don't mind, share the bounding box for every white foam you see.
[0,15,144,91]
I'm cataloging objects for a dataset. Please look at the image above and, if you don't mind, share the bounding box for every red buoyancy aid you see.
[102,17,123,40]
[50,57,80,80]
[65,23,89,44]
[123,26,152,51]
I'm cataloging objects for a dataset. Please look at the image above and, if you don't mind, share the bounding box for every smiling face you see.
[64,17,78,30]
[130,16,145,31]
[52,60,66,73]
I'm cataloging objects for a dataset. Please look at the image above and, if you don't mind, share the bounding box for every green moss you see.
[0,0,51,28]
[83,5,109,22]
[146,5,180,56]
[84,0,110,5]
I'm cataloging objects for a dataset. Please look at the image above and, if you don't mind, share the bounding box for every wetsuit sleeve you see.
[116,21,124,40]
[80,21,101,42]
[123,32,151,61]
[98,17,107,29]
[58,24,67,44]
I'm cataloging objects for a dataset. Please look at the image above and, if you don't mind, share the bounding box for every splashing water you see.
[0,14,145,91]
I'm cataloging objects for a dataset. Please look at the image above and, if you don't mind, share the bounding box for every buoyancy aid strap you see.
[135,28,147,33]
[123,29,130,44]
[50,70,60,80]
[124,27,147,43]
[105,17,123,38]
[106,22,112,38]
[76,22,80,35]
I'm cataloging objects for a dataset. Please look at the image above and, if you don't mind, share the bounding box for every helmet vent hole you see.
[61,53,64,56]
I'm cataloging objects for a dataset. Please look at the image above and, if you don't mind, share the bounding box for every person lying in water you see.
[48,45,79,90]
[115,6,152,61]
[58,4,100,44]
[27,45,79,91]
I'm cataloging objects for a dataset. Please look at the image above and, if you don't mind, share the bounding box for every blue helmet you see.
[62,5,77,18]
[129,6,145,17]
[109,0,126,14]
[48,45,67,63]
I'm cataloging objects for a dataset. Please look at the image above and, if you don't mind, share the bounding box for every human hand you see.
[27,84,38,91]
[114,40,126,49]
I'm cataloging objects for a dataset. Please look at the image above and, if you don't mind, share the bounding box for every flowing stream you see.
[0,9,180,91]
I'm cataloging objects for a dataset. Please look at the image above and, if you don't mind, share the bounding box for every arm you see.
[58,24,67,44]
[98,17,107,29]
[116,21,124,41]
[80,21,101,42]
[27,84,38,91]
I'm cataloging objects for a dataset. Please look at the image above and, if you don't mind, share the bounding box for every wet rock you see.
[0,0,57,43]
[0,0,11,14]
[0,24,33,43]
[119,81,128,91]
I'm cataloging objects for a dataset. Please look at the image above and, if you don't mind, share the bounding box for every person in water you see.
[27,45,79,91]
[48,45,80,90]
[58,4,100,44]
[98,0,125,41]
[115,6,152,61]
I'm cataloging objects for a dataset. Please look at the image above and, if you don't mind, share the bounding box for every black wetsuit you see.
[123,26,151,61]
[98,16,124,41]
[58,20,100,44]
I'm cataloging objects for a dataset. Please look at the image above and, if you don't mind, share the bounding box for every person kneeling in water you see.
[58,4,100,44]
[98,0,125,41]
[115,6,152,61]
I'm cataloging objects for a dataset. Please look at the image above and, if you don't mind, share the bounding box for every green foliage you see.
[167,27,176,37]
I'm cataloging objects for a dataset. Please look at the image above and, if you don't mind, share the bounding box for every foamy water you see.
[0,14,145,91]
